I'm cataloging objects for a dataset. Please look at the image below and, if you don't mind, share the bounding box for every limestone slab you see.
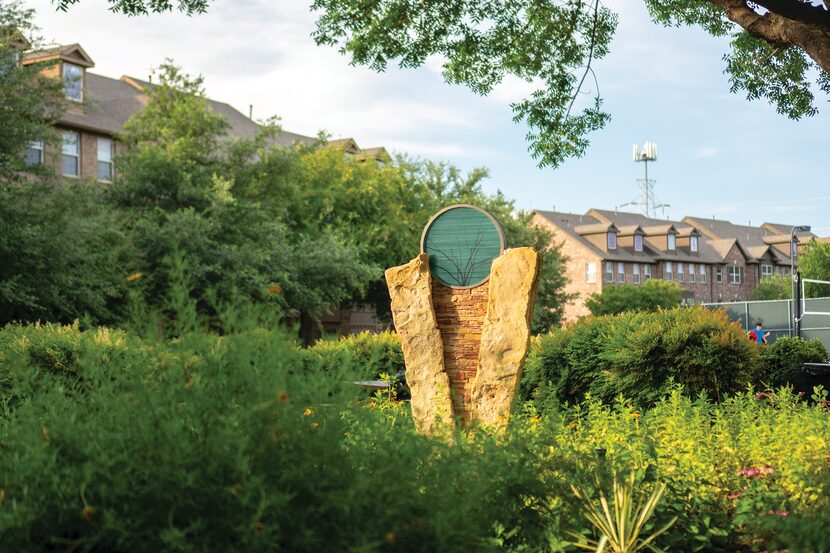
[470,247,542,427]
[385,254,455,434]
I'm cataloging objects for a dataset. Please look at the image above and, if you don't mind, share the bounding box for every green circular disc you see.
[421,205,505,288]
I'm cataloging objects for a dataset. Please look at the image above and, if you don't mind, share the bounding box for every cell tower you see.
[624,141,669,218]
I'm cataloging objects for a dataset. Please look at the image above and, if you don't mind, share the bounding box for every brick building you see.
[20,42,389,184]
[533,209,815,321]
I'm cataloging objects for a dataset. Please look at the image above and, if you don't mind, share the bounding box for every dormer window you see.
[667,233,676,251]
[634,234,643,252]
[63,63,84,101]
[607,231,617,250]
[690,235,698,253]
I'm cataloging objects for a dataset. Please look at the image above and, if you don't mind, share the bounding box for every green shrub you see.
[522,307,760,408]
[584,279,682,316]
[759,336,828,390]
[301,330,405,387]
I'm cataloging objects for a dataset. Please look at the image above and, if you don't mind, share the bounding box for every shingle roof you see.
[56,72,318,149]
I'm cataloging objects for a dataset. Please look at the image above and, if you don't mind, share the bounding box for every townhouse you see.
[533,209,815,321]
[20,42,389,182]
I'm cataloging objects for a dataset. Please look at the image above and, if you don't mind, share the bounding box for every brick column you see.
[432,281,488,425]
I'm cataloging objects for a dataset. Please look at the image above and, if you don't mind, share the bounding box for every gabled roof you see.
[1,26,30,49]
[761,222,815,238]
[616,224,643,236]
[23,43,95,68]
[641,223,676,235]
[356,146,391,162]
[574,222,617,235]
[328,137,361,154]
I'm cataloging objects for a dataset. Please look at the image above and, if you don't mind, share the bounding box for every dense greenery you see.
[521,307,760,409]
[759,336,828,391]
[584,280,682,316]
[0,54,570,334]
[2,319,830,552]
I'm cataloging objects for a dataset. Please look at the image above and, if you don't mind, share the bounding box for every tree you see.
[54,0,830,169]
[111,63,378,329]
[751,274,791,300]
[0,0,62,179]
[800,240,830,298]
[584,279,682,316]
[0,180,131,325]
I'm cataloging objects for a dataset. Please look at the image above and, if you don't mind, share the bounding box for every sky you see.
[29,0,830,235]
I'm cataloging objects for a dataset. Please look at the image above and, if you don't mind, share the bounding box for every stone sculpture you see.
[385,204,541,434]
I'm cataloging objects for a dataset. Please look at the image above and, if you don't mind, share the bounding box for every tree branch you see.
[709,0,830,73]
[751,0,830,31]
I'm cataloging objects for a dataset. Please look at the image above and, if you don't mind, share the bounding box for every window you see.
[63,63,84,101]
[690,235,698,253]
[607,232,617,250]
[634,234,643,252]
[665,261,673,281]
[97,137,113,182]
[605,262,613,283]
[633,264,641,283]
[585,262,597,284]
[667,233,676,251]
[729,265,742,284]
[25,140,44,166]
[715,265,723,283]
[677,262,684,283]
[643,264,652,280]
[761,264,773,279]
[687,298,695,306]
[62,131,80,177]
[617,262,625,283]
[688,263,695,283]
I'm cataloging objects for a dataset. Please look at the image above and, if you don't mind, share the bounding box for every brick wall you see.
[432,281,488,425]
[532,213,601,321]
[47,127,114,182]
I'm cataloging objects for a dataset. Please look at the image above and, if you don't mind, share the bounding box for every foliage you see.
[302,330,405,382]
[4,313,830,551]
[570,473,676,553]
[750,274,791,300]
[759,336,828,391]
[0,180,131,326]
[0,0,63,180]
[110,63,378,325]
[800,240,830,298]
[584,280,682,316]
[49,0,830,169]
[521,307,760,408]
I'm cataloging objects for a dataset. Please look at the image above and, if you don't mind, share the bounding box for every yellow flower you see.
[630,412,641,419]
[125,272,143,282]
[567,422,578,430]
[529,416,541,424]
[303,407,313,417]
[265,283,282,295]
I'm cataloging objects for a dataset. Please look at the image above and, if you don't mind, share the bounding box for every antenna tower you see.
[627,141,669,218]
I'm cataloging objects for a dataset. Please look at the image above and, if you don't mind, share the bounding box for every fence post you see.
[744,302,749,330]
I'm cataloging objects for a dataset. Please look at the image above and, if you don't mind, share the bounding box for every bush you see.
[522,306,760,408]
[583,279,682,316]
[3,321,830,552]
[759,336,828,391]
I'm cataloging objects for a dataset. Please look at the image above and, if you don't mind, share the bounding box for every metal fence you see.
[700,297,830,349]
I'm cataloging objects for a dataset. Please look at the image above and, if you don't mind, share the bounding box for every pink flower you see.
[728,493,742,499]
[799,391,806,397]
[767,510,789,517]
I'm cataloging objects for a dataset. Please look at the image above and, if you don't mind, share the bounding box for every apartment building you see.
[20,42,389,182]
[533,209,814,321]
